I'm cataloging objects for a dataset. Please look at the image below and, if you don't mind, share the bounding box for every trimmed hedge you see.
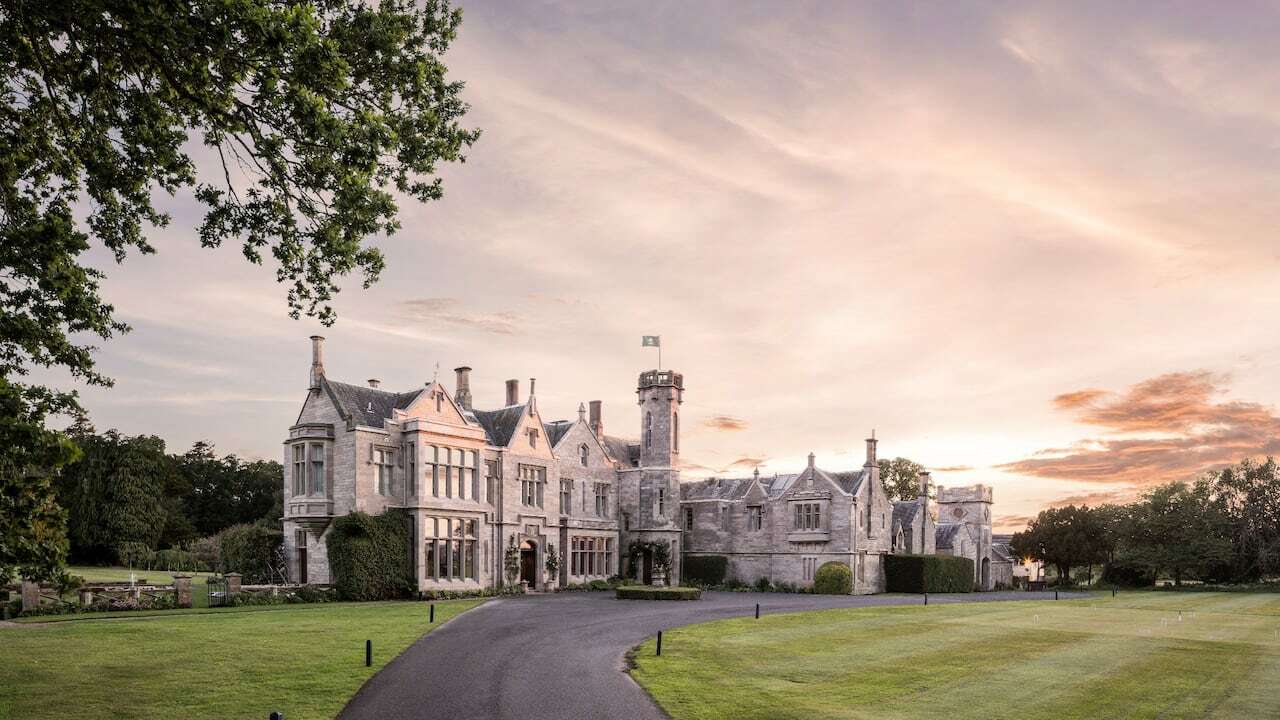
[326,510,414,601]
[885,554,975,593]
[682,555,728,586]
[218,523,282,583]
[813,561,853,594]
[616,585,702,601]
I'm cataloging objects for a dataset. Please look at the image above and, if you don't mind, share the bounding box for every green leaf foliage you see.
[326,510,413,601]
[682,555,728,586]
[813,561,853,594]
[885,554,975,593]
[217,523,283,584]
[0,380,75,581]
[878,457,928,502]
[615,586,702,600]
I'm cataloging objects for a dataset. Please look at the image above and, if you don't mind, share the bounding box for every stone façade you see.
[282,337,1007,593]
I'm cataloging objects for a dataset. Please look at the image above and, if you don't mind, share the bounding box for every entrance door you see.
[298,548,308,584]
[642,550,653,585]
[981,557,990,590]
[519,541,537,587]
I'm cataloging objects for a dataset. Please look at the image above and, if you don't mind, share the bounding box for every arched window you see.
[579,443,589,467]
[644,412,652,448]
[673,412,679,452]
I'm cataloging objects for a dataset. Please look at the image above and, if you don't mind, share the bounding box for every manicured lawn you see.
[0,599,481,719]
[631,592,1280,719]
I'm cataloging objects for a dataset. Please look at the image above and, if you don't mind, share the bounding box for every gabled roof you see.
[602,435,640,468]
[472,404,528,447]
[323,379,422,426]
[830,469,871,495]
[934,523,967,549]
[543,420,573,448]
[762,473,799,498]
[892,500,922,530]
[991,542,1014,563]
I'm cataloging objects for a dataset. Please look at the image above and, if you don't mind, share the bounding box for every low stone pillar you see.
[225,573,242,596]
[78,588,94,607]
[172,574,192,608]
[21,580,39,613]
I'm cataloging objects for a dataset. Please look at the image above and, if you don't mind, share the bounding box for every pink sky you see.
[51,2,1280,531]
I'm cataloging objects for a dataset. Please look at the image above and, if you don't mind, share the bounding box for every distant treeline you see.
[54,423,282,569]
[1012,457,1280,587]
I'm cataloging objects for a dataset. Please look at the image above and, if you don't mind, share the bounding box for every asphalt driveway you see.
[338,590,1078,720]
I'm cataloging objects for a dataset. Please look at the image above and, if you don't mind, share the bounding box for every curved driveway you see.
[339,590,1076,720]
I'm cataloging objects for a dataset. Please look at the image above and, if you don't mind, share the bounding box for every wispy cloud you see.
[1000,371,1280,485]
[399,298,522,336]
[704,415,748,431]
[932,465,974,473]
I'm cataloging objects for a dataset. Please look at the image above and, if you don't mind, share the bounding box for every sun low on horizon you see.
[55,2,1280,533]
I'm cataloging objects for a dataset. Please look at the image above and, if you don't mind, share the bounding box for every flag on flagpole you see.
[642,335,660,347]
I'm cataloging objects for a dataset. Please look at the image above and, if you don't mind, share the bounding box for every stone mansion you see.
[283,337,1008,594]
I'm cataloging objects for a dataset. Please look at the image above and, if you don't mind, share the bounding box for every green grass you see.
[630,592,1280,720]
[0,598,481,719]
[65,565,218,609]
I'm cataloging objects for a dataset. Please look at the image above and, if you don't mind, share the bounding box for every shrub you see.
[1102,559,1157,588]
[188,535,220,572]
[813,561,853,594]
[327,510,414,601]
[217,523,282,583]
[683,555,729,586]
[885,554,975,593]
[754,576,773,592]
[616,585,702,600]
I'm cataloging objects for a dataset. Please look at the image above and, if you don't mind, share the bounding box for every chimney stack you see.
[918,470,932,507]
[367,378,380,389]
[589,400,603,438]
[807,452,816,469]
[505,379,519,406]
[309,336,325,389]
[865,430,878,467]
[454,366,472,410]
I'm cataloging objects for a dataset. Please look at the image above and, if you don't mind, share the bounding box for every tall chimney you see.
[454,366,472,410]
[505,379,519,406]
[367,378,380,389]
[309,336,325,389]
[589,400,603,438]
[807,452,816,469]
[864,430,878,467]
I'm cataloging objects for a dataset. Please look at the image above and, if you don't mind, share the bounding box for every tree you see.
[879,457,927,501]
[1125,480,1232,586]
[177,442,282,536]
[1208,457,1280,581]
[1010,505,1110,586]
[0,0,477,580]
[56,430,168,564]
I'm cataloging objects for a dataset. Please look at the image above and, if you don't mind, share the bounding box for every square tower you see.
[637,370,683,468]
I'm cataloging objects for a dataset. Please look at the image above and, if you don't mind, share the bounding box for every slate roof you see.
[991,542,1014,563]
[602,435,640,468]
[543,420,574,448]
[681,476,758,501]
[323,379,422,426]
[934,523,966,550]
[893,500,922,530]
[471,404,528,447]
[762,473,799,498]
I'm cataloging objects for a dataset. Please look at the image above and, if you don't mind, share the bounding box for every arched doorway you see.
[519,540,538,588]
[981,557,991,590]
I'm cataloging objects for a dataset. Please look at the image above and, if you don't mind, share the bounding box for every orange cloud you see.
[932,465,974,472]
[1001,371,1280,485]
[704,415,748,431]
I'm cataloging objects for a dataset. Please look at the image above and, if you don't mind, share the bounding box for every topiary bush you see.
[683,555,728,586]
[616,585,701,600]
[326,510,414,601]
[813,561,853,594]
[885,554,975,593]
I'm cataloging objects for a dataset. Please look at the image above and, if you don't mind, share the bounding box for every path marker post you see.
[430,604,435,623]
[755,603,760,619]
[924,592,928,606]
[366,639,372,667]
[656,631,663,656]
[270,713,283,720]
[1054,590,1059,601]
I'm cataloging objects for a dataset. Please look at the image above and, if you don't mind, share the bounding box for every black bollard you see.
[270,713,284,720]
[365,639,372,667]
[924,592,928,606]
[755,603,760,619]
[1112,587,1117,598]
[430,603,435,623]
[1054,590,1059,601]
[656,630,663,656]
